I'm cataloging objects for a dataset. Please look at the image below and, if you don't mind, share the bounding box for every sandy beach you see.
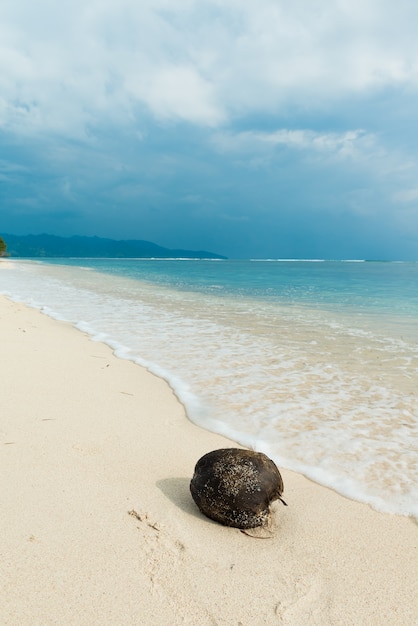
[1,293,417,625]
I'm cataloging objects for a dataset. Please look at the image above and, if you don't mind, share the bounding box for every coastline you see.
[1,295,417,625]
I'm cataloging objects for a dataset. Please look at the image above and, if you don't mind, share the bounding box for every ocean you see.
[1,258,417,517]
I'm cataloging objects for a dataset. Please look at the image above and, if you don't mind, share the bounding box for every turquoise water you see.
[1,258,417,516]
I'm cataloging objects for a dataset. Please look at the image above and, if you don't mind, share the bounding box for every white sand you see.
[1,295,417,625]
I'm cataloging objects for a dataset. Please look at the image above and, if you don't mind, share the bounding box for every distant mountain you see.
[2,234,227,259]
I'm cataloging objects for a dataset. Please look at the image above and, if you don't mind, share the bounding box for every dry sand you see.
[1,294,417,625]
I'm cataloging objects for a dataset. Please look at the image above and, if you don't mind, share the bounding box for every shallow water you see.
[1,258,417,516]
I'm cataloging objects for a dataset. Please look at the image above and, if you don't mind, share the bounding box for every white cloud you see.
[125,64,223,126]
[0,159,28,174]
[212,128,375,161]
[1,0,418,133]
[392,188,418,203]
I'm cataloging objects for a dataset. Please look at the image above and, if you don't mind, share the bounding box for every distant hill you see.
[2,234,227,260]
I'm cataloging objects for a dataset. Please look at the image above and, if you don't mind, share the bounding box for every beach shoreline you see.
[1,294,417,625]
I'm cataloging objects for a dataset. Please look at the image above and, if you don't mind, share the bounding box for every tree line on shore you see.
[0,236,7,257]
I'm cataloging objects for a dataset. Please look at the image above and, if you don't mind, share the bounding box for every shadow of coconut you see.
[156,477,212,522]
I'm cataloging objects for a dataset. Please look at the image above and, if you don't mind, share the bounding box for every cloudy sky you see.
[1,0,418,258]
